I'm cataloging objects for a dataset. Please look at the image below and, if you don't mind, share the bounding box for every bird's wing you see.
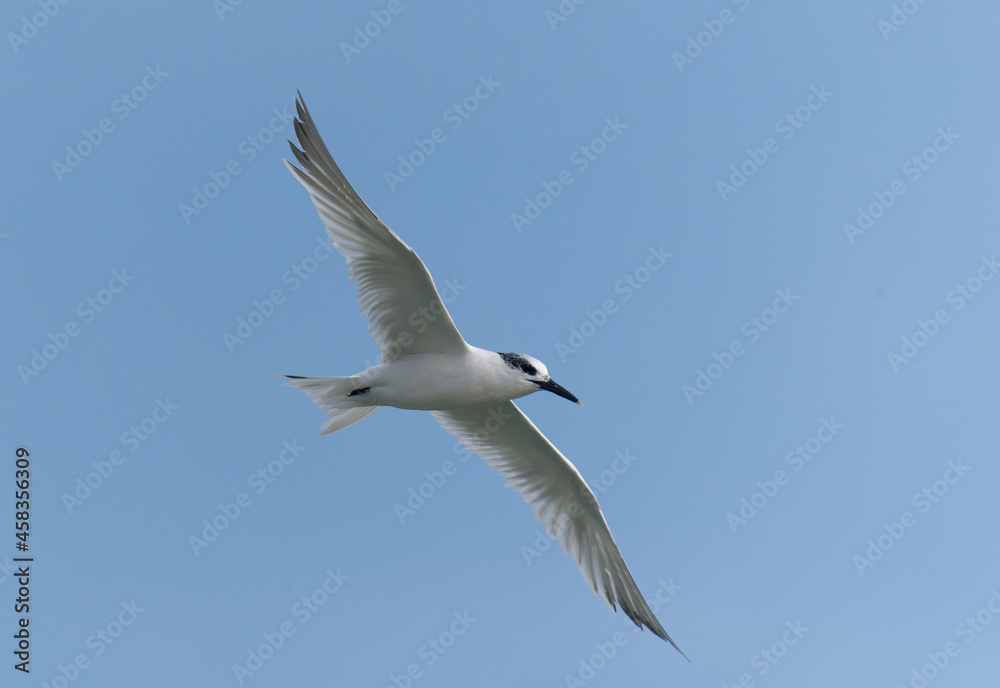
[432,401,686,657]
[284,94,468,359]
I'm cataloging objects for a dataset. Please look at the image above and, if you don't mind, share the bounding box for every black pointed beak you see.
[533,378,582,405]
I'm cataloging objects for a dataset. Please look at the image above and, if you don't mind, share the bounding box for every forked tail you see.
[282,375,379,436]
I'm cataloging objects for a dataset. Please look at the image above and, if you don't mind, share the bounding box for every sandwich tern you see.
[282,94,685,657]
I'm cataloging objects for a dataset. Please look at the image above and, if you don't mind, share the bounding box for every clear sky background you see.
[2,1,999,686]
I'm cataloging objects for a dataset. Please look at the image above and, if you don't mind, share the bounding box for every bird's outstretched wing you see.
[432,401,686,657]
[285,94,468,359]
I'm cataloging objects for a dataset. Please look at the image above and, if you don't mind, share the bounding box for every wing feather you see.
[432,401,686,657]
[285,94,468,359]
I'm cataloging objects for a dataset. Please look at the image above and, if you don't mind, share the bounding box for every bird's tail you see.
[282,375,379,436]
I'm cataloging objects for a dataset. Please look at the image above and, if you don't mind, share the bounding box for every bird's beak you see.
[534,378,582,405]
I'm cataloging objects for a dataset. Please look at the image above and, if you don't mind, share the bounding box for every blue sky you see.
[3,1,999,686]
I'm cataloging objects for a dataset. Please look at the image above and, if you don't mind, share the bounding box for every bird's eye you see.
[520,363,537,376]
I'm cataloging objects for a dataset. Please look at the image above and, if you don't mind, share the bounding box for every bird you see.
[281,93,685,658]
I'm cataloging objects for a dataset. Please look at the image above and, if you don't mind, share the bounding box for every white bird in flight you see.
[282,94,685,658]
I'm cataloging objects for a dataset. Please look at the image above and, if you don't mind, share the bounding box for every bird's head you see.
[496,352,581,405]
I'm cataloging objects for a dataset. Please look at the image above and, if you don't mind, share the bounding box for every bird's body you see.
[331,348,549,411]
[282,93,686,659]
